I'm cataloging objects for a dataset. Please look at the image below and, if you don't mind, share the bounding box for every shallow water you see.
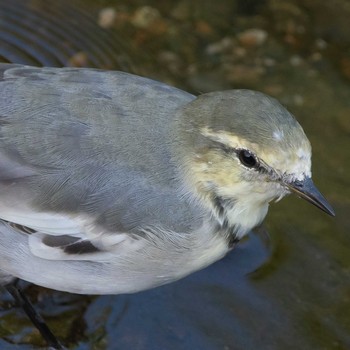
[0,0,349,349]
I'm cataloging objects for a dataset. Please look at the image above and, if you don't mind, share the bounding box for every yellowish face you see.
[184,127,312,238]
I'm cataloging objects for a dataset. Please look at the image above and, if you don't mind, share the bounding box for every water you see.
[0,0,349,349]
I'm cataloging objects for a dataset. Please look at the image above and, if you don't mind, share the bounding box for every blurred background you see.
[0,0,349,349]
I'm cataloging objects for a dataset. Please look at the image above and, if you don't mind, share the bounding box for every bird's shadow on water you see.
[76,229,277,350]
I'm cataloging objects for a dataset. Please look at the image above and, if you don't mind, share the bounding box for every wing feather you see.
[0,64,202,265]
[2,208,143,261]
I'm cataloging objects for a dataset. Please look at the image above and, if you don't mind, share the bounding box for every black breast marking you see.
[212,194,240,247]
[227,235,239,248]
[213,195,226,218]
[212,194,236,221]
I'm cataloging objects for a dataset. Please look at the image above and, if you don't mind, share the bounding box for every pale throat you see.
[223,201,269,239]
[207,176,292,240]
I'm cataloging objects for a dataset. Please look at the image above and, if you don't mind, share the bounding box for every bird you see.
[0,63,334,296]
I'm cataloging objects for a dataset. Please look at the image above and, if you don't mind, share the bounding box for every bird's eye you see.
[238,150,257,168]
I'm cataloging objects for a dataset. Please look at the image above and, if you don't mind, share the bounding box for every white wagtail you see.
[0,64,334,347]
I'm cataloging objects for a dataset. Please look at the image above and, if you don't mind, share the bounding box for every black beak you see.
[284,177,335,217]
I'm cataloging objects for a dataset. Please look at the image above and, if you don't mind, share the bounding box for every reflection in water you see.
[0,0,133,70]
[0,0,349,349]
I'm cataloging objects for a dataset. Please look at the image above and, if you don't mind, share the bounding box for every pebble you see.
[68,52,88,67]
[290,55,303,66]
[206,37,233,55]
[237,29,268,48]
[98,7,117,28]
[131,6,161,28]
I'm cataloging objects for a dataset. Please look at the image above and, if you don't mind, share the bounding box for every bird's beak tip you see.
[285,177,335,217]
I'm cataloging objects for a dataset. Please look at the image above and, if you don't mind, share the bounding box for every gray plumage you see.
[0,64,197,232]
[0,64,328,295]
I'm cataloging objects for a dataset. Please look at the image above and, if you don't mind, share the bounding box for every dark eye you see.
[238,150,257,168]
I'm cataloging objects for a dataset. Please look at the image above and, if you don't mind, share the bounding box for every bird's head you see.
[174,90,334,238]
